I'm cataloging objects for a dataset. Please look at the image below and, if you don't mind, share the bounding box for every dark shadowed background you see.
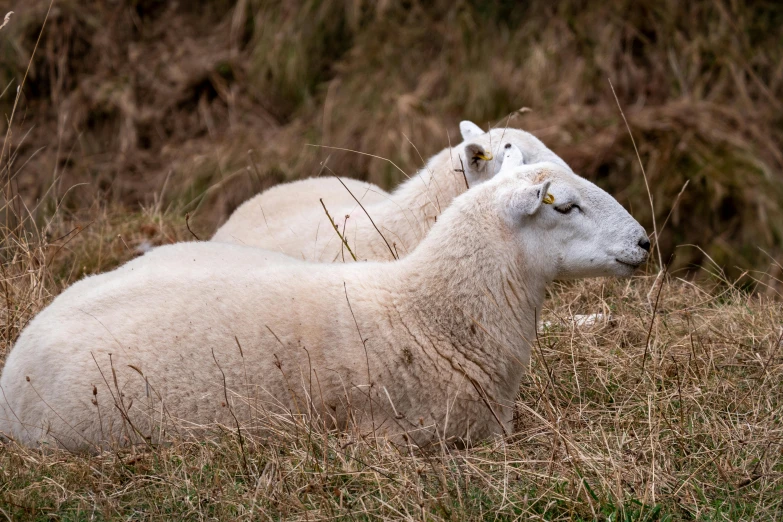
[2,0,782,289]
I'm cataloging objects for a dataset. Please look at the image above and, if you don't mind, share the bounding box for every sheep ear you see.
[460,120,484,140]
[511,180,552,217]
[463,143,494,184]
[497,144,524,175]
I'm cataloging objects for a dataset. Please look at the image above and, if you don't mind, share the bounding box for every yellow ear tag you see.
[475,151,493,161]
[543,193,555,205]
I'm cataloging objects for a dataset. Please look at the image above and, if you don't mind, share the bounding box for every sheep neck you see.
[369,148,467,256]
[393,198,547,402]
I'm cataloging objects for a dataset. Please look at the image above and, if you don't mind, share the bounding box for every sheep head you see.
[492,147,651,280]
[457,120,571,187]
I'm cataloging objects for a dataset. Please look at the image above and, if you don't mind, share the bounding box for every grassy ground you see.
[0,204,781,519]
[1,1,782,520]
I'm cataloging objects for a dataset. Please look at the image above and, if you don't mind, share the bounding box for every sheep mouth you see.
[615,258,642,269]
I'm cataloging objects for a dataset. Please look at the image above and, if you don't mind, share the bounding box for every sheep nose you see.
[638,237,651,252]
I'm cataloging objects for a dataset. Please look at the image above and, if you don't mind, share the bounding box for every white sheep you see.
[0,153,649,451]
[211,121,571,261]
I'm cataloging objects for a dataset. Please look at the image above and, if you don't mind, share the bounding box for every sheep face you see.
[458,121,570,187]
[495,160,650,280]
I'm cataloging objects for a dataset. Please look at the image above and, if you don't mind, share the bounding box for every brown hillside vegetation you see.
[0,1,782,520]
[1,0,782,283]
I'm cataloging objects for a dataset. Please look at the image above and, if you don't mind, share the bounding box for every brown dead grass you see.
[0,96,781,521]
[0,206,781,519]
[0,0,781,284]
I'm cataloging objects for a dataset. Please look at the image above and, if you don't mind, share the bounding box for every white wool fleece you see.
[0,153,648,451]
[212,122,572,262]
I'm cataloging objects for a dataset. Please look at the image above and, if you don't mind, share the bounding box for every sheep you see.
[0,152,650,451]
[229,176,391,234]
[211,121,571,262]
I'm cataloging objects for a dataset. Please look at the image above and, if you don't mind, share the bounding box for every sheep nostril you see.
[638,238,651,252]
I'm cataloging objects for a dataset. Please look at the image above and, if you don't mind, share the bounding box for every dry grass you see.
[0,216,781,520]
[1,104,782,522]
[1,1,782,520]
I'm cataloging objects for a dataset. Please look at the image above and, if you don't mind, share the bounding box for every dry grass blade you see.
[320,198,357,261]
[608,78,663,270]
[640,260,670,376]
[324,165,397,260]
[1,0,53,165]
[0,12,13,31]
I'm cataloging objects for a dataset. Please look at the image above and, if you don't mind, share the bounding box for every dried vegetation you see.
[0,0,781,279]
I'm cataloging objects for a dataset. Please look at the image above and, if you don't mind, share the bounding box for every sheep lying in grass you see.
[240,176,391,227]
[212,121,571,261]
[0,150,649,451]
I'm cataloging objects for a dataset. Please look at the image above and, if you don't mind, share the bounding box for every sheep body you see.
[216,177,390,248]
[0,159,648,451]
[0,243,522,450]
[212,123,570,261]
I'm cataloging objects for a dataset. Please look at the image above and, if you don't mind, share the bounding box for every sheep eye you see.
[554,203,579,214]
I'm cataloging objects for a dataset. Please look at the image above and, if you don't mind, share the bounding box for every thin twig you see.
[533,308,563,413]
[324,166,398,260]
[457,156,469,190]
[320,198,356,261]
[641,259,671,376]
[343,282,377,444]
[211,347,250,476]
[459,362,508,437]
[185,212,200,241]
[609,79,664,270]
